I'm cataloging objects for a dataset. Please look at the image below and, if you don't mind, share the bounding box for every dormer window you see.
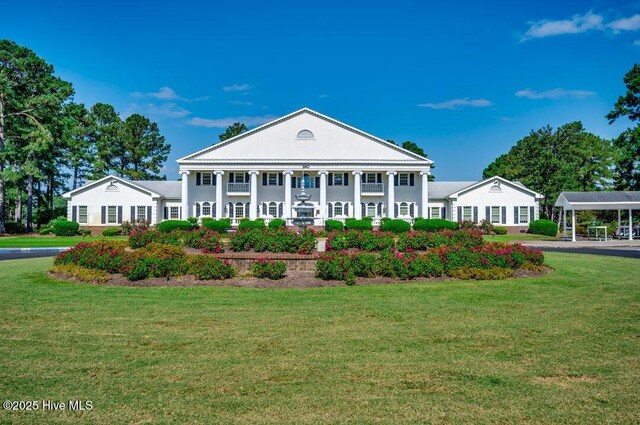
[296,130,315,140]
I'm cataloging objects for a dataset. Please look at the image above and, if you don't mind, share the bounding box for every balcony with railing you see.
[227,182,250,194]
[361,182,384,195]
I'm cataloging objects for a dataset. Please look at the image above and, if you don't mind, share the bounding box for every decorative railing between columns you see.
[227,183,250,193]
[361,183,384,193]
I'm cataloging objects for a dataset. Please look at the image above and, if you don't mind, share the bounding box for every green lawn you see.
[0,253,638,424]
[484,233,558,243]
[0,235,127,248]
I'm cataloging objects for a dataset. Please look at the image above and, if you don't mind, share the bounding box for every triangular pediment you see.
[179,108,432,164]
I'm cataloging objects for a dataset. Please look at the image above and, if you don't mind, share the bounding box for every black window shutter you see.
[213,174,217,185]
[245,202,250,217]
[262,203,267,215]
[344,203,349,216]
[196,203,201,217]
[179,207,183,220]
[410,174,415,186]
[377,203,382,217]
[315,177,320,188]
[442,207,446,219]
[147,206,152,222]
[262,173,267,186]
[278,173,283,186]
[101,206,106,224]
[118,206,123,224]
[291,177,297,188]
[229,172,234,183]
[245,173,250,183]
[131,206,135,221]
[328,173,333,186]
[344,173,349,186]
[530,206,535,222]
[428,207,431,219]
[473,206,478,223]
[514,206,519,224]
[409,203,415,217]
[377,173,382,184]
[228,202,233,217]
[196,172,201,186]
[164,206,168,220]
[72,206,77,222]
[502,206,506,224]
[394,204,399,217]
[212,203,217,218]
[457,206,462,222]
[394,174,399,186]
[328,204,333,218]
[486,206,490,221]
[361,203,365,217]
[278,203,283,218]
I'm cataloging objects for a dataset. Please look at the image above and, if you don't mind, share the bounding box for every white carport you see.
[555,191,640,242]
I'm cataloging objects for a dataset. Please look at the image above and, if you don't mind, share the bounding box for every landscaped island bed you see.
[50,227,546,287]
[1,253,638,423]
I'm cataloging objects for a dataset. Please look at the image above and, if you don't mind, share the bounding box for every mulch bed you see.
[48,267,552,289]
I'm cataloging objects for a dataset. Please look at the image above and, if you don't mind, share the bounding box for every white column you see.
[180,170,190,220]
[215,171,224,219]
[249,170,259,220]
[318,170,328,222]
[562,208,567,239]
[387,171,396,218]
[283,170,293,222]
[420,170,430,218]
[353,171,362,219]
[629,209,633,241]
[571,209,576,242]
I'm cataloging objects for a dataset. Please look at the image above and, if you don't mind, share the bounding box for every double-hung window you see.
[333,173,343,186]
[107,206,118,224]
[268,173,278,186]
[430,207,441,219]
[334,202,343,216]
[170,206,180,219]
[491,206,501,224]
[78,206,88,224]
[234,203,244,218]
[365,173,377,183]
[202,202,211,216]
[234,173,246,183]
[398,173,409,186]
[463,206,472,221]
[136,206,146,221]
[519,206,529,224]
[268,202,278,217]
[399,202,409,216]
[202,173,212,185]
[366,203,376,217]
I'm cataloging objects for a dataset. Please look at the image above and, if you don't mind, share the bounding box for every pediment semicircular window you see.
[296,129,315,140]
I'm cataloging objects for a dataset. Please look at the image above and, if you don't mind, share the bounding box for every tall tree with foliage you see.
[218,122,247,141]
[482,122,613,219]
[387,139,436,180]
[62,103,95,189]
[606,63,640,190]
[0,39,73,232]
[119,114,170,180]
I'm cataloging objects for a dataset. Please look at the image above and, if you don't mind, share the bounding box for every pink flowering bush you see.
[397,229,484,251]
[251,259,287,280]
[325,230,395,251]
[54,240,128,273]
[229,228,316,254]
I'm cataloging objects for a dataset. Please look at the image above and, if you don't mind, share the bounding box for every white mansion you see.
[64,108,543,228]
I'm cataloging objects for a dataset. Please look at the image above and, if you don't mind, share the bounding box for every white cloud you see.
[228,100,255,106]
[515,88,596,99]
[187,115,276,128]
[417,98,493,110]
[131,86,180,100]
[522,12,604,40]
[127,103,191,119]
[222,83,252,92]
[608,14,640,32]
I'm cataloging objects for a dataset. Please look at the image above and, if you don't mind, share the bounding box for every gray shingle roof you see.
[133,181,182,198]
[560,191,640,203]
[428,182,477,199]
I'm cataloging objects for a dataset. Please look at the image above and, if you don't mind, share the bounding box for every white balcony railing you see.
[361,183,384,193]
[227,182,250,193]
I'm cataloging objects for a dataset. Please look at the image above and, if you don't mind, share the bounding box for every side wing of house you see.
[65,177,161,226]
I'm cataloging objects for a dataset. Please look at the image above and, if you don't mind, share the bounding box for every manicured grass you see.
[0,253,638,423]
[0,235,127,248]
[484,233,558,243]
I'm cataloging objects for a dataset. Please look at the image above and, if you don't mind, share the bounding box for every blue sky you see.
[4,0,639,180]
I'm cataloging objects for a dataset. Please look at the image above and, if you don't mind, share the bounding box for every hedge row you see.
[129,228,223,253]
[316,243,543,281]
[229,228,316,254]
[325,229,485,252]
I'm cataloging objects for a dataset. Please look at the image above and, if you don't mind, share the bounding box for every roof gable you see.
[448,176,544,199]
[63,175,167,199]
[179,108,433,164]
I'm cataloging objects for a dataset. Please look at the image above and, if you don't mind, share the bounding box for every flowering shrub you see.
[139,243,188,277]
[397,229,484,251]
[251,259,287,280]
[187,255,237,280]
[54,240,128,273]
[315,251,379,280]
[326,230,395,251]
[50,264,110,283]
[128,228,222,253]
[229,228,316,254]
[121,219,151,236]
[157,220,193,233]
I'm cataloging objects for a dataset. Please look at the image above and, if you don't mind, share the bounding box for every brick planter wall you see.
[211,252,319,273]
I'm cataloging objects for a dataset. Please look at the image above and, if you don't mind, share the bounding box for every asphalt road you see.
[0,250,65,261]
